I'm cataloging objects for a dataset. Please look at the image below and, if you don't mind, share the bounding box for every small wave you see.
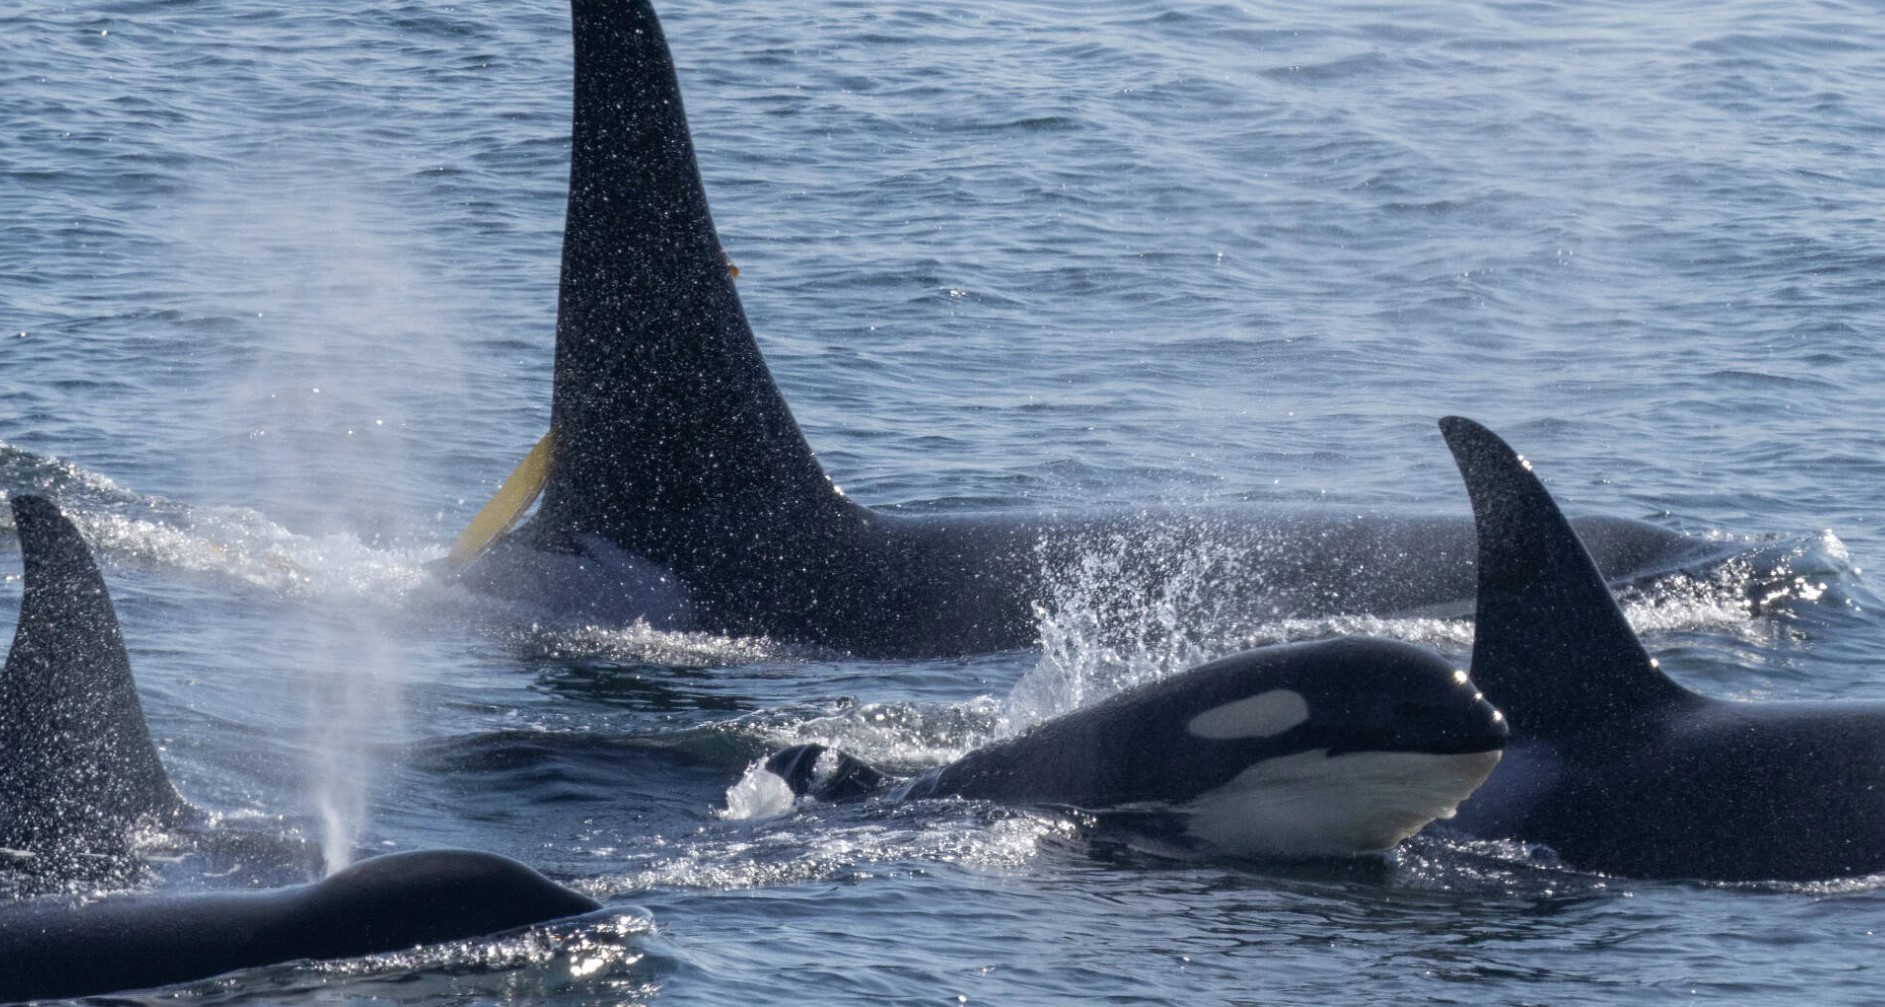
[1388,833,1620,899]
[1758,873,1885,897]
[146,912,669,1004]
[1620,529,1854,633]
[0,440,133,509]
[946,114,1084,134]
[728,695,1004,771]
[0,439,434,602]
[506,622,792,670]
[80,506,435,602]
[304,911,654,978]
[1396,832,1885,897]
[0,444,793,658]
[587,809,1060,897]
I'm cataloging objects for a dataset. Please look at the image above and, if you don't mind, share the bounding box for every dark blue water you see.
[4,0,1884,1002]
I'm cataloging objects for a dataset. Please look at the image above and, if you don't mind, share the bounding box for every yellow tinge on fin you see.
[445,430,556,569]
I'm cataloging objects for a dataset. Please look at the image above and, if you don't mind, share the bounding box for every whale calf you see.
[759,638,1507,858]
[1437,417,1885,881]
[451,0,1749,658]
[0,495,601,999]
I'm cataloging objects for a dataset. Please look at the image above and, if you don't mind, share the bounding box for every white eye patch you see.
[1187,689,1310,740]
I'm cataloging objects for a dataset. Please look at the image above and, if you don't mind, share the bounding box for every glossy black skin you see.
[1440,417,1885,881]
[1,495,188,883]
[459,0,1732,658]
[0,850,601,1002]
[768,638,1507,809]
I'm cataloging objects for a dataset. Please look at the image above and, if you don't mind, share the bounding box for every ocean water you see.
[3,0,1884,1003]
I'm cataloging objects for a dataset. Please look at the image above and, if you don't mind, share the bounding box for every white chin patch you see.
[1186,689,1311,740]
[1182,748,1503,858]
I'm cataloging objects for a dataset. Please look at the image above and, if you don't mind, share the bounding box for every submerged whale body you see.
[760,638,1507,858]
[1437,417,1885,881]
[454,0,1745,658]
[0,848,601,1002]
[0,496,600,998]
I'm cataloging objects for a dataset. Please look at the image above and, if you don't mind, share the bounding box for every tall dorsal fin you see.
[531,0,851,550]
[1,495,186,861]
[1439,418,1690,739]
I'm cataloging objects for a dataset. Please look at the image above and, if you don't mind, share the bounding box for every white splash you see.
[1004,517,1478,734]
[718,763,797,821]
[1005,521,1240,734]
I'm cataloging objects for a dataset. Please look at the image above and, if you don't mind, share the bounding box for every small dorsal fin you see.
[1,495,186,862]
[529,0,852,552]
[1438,418,1689,739]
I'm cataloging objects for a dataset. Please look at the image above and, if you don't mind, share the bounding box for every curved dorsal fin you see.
[1439,418,1689,739]
[1,495,185,860]
[531,0,851,551]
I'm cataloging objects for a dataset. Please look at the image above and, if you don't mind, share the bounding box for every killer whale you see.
[456,0,1766,657]
[1437,417,1885,881]
[757,637,1507,858]
[0,496,601,999]
[1,493,191,884]
[0,848,600,1002]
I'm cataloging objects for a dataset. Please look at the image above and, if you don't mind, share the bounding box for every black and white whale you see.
[755,638,1507,858]
[0,848,601,1002]
[450,0,1757,658]
[1437,417,1885,881]
[0,495,600,999]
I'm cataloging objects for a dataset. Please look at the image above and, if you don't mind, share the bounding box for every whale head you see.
[816,637,1511,859]
[1154,639,1507,857]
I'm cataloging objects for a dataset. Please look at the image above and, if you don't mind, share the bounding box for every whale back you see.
[530,0,854,554]
[1,495,186,871]
[0,849,600,1000]
[259,849,602,960]
[1440,417,1692,740]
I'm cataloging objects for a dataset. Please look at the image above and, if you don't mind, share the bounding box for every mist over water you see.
[303,610,402,873]
[157,156,487,870]
[5,0,1885,1003]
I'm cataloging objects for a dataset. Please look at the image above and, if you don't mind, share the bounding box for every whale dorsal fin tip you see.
[532,0,847,550]
[1440,417,1688,738]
